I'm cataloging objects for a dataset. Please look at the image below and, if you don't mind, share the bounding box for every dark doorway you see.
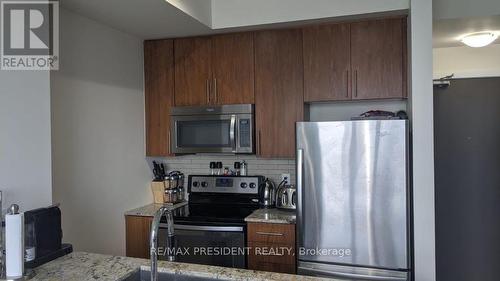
[434,77,500,281]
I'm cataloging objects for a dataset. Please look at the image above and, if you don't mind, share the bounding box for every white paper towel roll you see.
[6,212,24,278]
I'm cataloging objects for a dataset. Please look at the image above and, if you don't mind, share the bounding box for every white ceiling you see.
[433,15,500,48]
[61,0,409,39]
[61,0,500,48]
[60,0,212,39]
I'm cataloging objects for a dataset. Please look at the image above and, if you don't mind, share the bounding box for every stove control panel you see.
[189,175,262,194]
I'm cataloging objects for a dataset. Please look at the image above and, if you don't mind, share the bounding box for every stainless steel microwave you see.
[170,104,254,154]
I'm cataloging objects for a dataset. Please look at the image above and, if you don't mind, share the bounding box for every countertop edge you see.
[244,208,297,224]
[31,252,336,281]
[124,201,188,217]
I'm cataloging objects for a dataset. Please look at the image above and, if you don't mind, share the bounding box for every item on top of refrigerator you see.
[396,110,408,119]
[352,110,407,120]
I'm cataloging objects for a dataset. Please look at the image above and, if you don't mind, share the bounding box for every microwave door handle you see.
[230,114,237,152]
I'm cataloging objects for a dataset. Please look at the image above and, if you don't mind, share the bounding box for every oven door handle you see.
[159,224,243,232]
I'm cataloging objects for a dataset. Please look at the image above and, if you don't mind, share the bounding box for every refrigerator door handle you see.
[296,148,304,246]
[299,266,407,281]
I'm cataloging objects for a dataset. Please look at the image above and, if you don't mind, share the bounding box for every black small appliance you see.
[24,206,73,268]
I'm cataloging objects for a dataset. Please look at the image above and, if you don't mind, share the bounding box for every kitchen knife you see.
[152,161,160,181]
[159,163,166,178]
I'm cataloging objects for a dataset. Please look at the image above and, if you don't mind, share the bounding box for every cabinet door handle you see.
[255,231,284,236]
[346,70,349,98]
[257,130,262,155]
[206,79,210,104]
[354,70,358,98]
[214,78,218,104]
[168,130,171,155]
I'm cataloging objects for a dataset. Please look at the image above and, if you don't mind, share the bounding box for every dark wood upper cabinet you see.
[174,37,212,106]
[144,39,174,157]
[212,33,255,105]
[351,18,406,100]
[303,23,351,102]
[255,29,304,158]
[144,17,407,157]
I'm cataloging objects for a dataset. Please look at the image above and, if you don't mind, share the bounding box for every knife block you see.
[151,181,165,204]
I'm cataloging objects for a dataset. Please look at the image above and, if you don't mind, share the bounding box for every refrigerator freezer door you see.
[296,120,408,270]
[298,261,409,281]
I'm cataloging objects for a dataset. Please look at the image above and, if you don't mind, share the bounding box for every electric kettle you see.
[258,178,276,208]
[275,184,297,210]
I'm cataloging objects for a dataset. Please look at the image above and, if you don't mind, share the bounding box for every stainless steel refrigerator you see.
[296,120,410,281]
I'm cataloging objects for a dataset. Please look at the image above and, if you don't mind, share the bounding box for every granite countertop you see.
[127,204,296,224]
[245,208,297,224]
[30,252,336,281]
[124,201,188,217]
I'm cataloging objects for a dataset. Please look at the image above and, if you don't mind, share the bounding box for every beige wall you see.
[51,8,150,255]
[433,0,500,20]
[210,0,409,29]
[433,44,500,79]
[0,70,52,211]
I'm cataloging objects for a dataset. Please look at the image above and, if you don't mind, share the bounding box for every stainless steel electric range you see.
[158,175,264,269]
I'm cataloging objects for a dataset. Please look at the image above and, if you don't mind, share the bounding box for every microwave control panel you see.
[239,119,251,148]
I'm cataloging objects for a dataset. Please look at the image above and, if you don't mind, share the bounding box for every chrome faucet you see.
[150,206,175,281]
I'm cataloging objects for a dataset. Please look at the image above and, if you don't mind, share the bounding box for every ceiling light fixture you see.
[460,32,499,48]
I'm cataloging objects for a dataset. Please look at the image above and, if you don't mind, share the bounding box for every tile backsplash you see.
[148,155,296,186]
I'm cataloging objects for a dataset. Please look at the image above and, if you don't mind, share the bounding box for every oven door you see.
[158,223,247,268]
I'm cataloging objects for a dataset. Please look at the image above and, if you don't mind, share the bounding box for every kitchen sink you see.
[122,269,219,281]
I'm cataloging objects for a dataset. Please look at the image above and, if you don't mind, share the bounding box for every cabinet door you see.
[125,216,152,259]
[144,40,174,156]
[213,33,255,105]
[255,29,304,158]
[303,23,351,102]
[351,18,406,100]
[174,37,212,106]
[247,223,296,274]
